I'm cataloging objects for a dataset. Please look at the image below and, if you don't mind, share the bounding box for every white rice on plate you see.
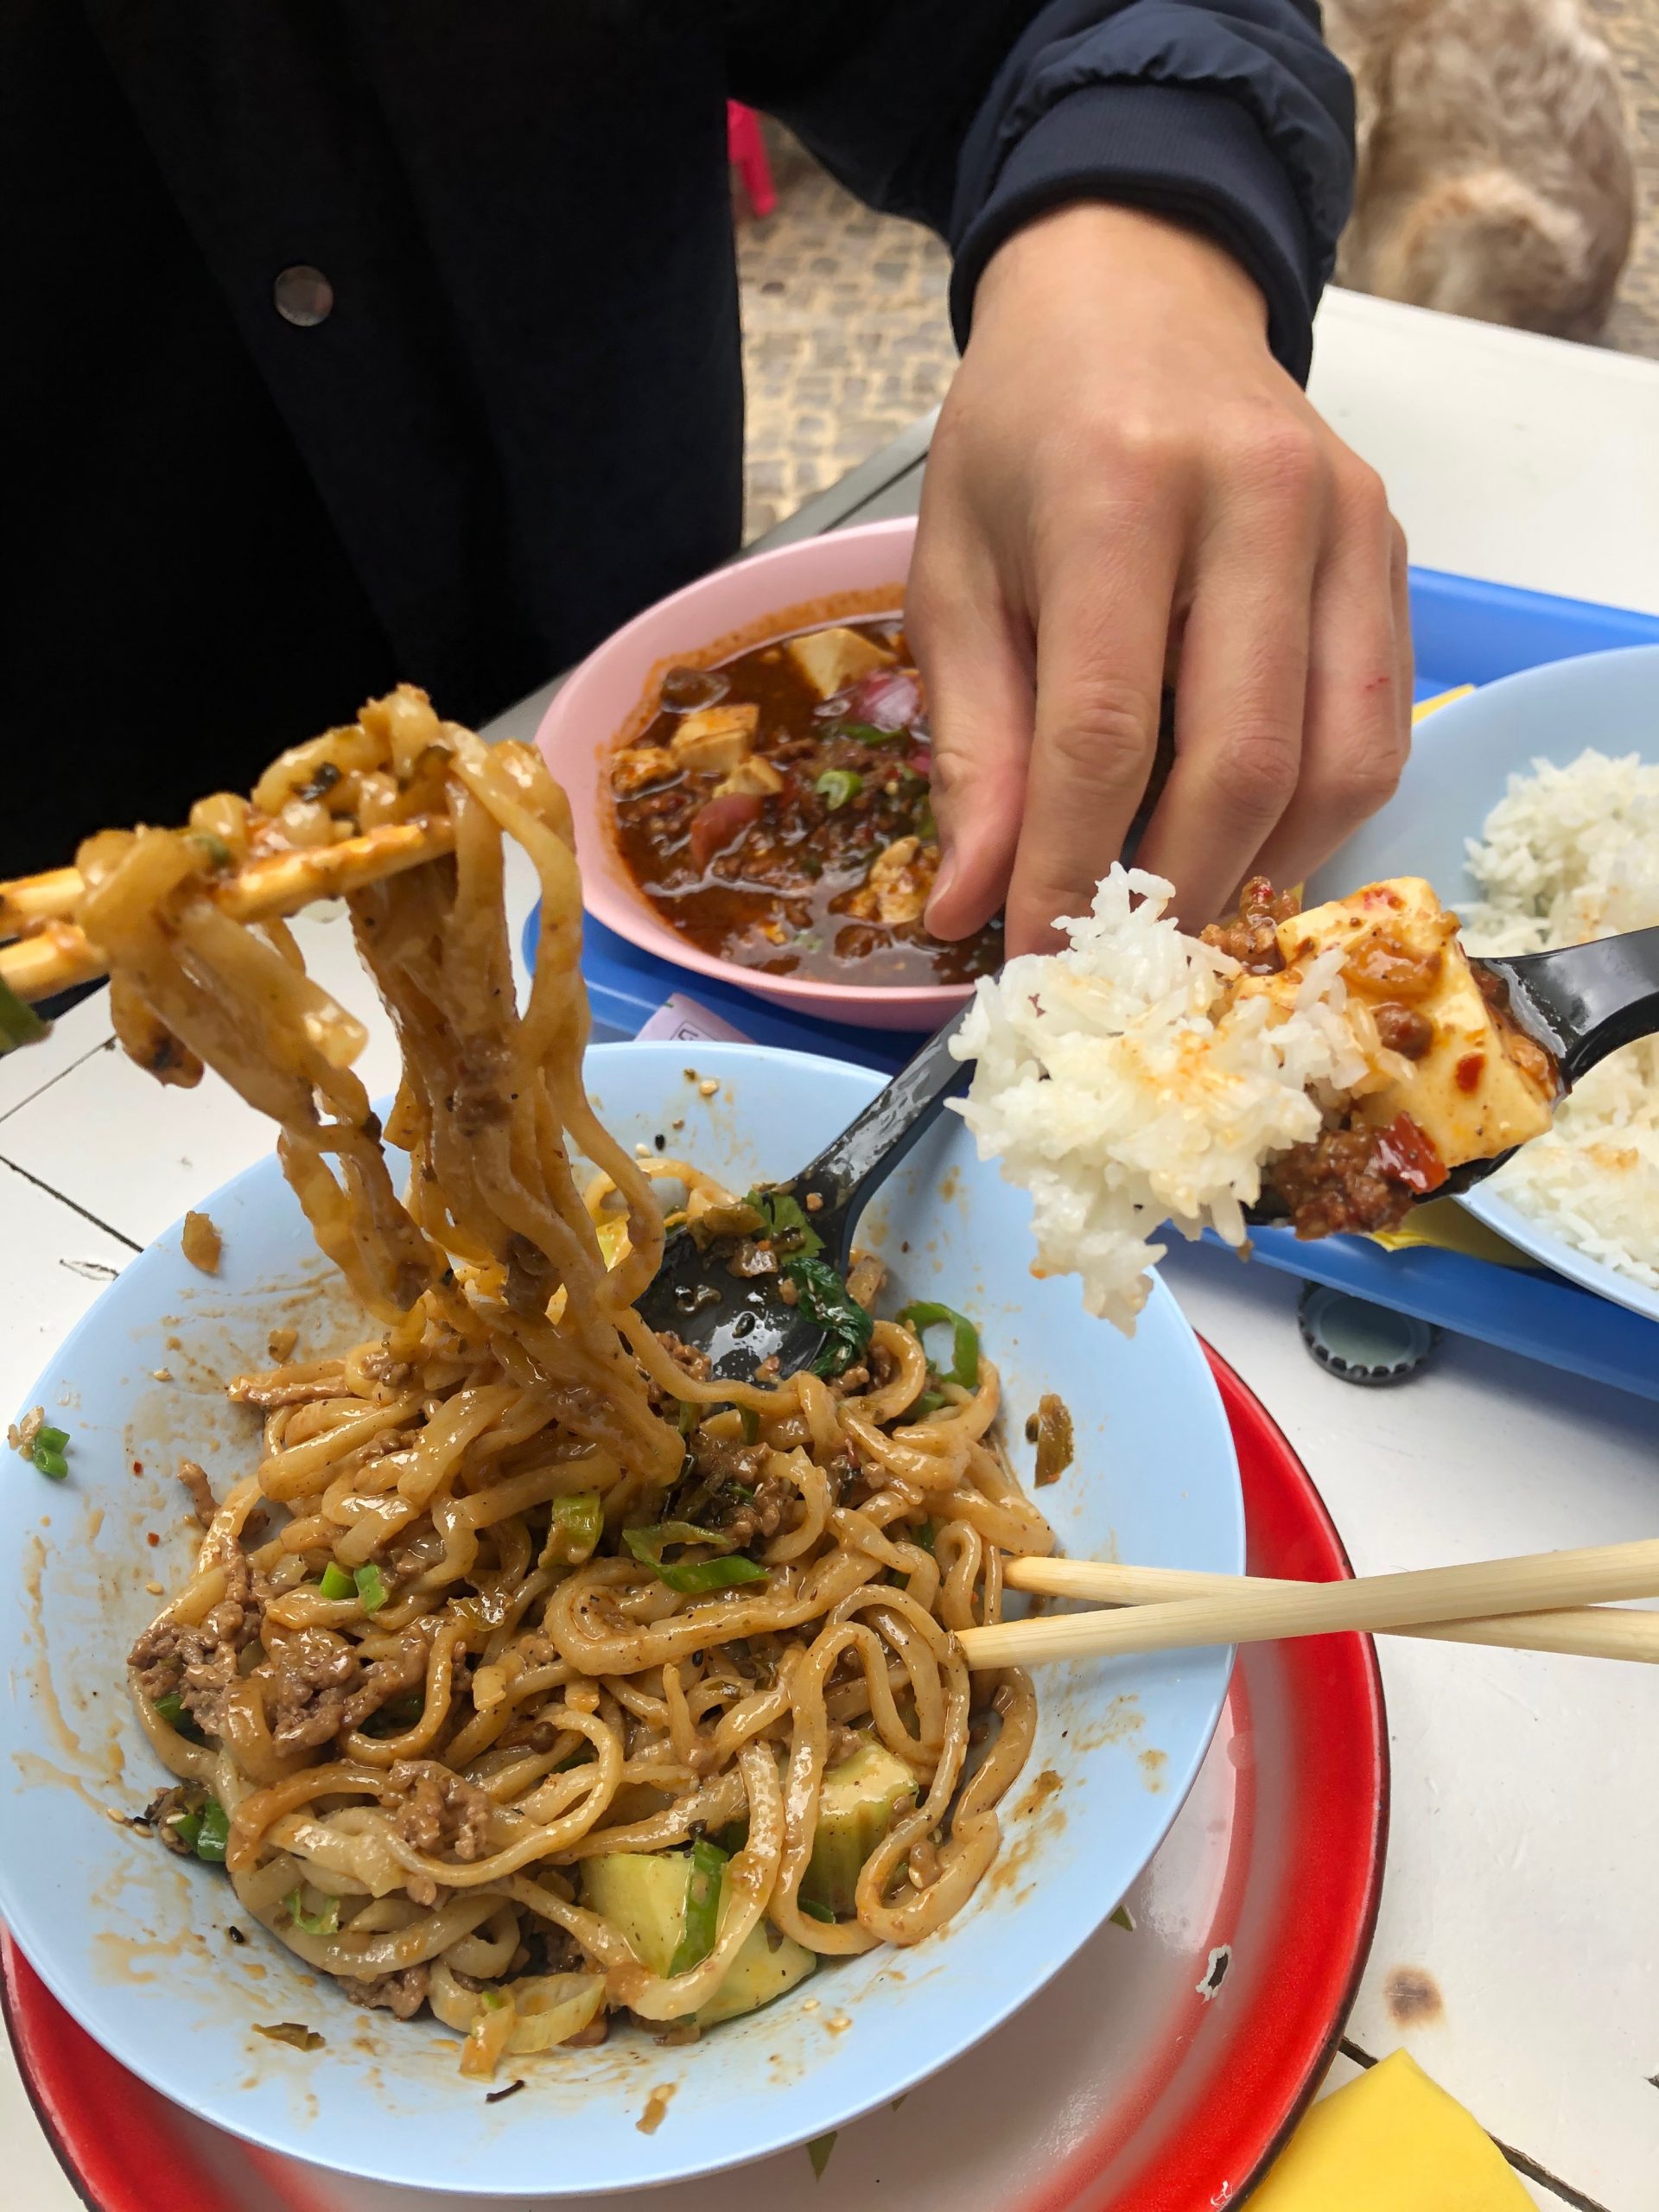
[949,867,1375,1332]
[1460,747,1659,1293]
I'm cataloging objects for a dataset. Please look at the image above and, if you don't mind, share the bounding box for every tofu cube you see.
[1273,877,1556,1168]
[785,625,895,701]
[714,756,785,798]
[609,744,677,795]
[669,702,759,774]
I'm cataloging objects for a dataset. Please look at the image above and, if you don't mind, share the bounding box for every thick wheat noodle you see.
[111,685,1055,2063]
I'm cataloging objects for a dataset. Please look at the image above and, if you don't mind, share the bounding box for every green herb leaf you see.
[669,1838,728,1975]
[543,1491,604,1567]
[284,1885,340,1936]
[784,1255,874,1377]
[353,1563,387,1615]
[318,1561,353,1602]
[0,976,48,1055]
[895,1301,980,1389]
[813,767,862,811]
[742,1188,823,1260]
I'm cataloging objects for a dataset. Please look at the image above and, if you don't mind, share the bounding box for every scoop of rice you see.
[950,867,1371,1332]
[1459,746,1659,1289]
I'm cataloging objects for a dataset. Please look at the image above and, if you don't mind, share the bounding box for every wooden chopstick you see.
[0,817,456,1004]
[955,1538,1659,1669]
[998,1556,1659,1663]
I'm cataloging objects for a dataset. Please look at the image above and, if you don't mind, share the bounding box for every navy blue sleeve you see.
[724,0,1355,385]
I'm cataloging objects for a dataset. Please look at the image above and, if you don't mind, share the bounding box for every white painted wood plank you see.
[1313,291,1659,616]
[1160,1241,1657,2211]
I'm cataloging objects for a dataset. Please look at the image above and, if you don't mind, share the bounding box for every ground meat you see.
[388,1760,493,1860]
[337,1631,431,1735]
[1264,1126,1416,1239]
[358,1348,413,1387]
[1373,1001,1435,1060]
[653,1332,712,1383]
[1201,876,1300,974]
[689,1432,770,1492]
[145,1783,207,1857]
[265,1627,365,1753]
[717,1472,793,1549]
[343,1964,431,2020]
[177,1458,217,1526]
[129,1550,266,1738]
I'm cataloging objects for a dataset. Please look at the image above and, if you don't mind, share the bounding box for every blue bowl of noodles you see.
[0,1039,1242,2195]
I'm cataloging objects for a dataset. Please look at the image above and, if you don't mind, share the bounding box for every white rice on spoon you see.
[948,867,1376,1332]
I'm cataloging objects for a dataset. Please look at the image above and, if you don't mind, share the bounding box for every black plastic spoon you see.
[638,927,1659,1381]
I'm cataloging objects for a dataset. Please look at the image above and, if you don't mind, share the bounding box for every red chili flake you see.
[131,1460,144,1476]
[146,1531,160,1548]
[1374,1113,1447,1195]
[1454,1052,1485,1094]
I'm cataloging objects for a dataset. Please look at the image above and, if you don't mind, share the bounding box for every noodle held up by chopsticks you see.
[92,686,1050,2069]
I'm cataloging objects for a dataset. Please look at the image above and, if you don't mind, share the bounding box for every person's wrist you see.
[973,200,1270,345]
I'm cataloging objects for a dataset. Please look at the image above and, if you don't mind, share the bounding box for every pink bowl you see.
[536,515,973,1031]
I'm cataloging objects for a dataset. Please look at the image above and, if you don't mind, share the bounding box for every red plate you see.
[3,1345,1386,2212]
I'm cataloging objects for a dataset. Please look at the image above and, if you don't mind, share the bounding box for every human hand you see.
[910,203,1412,955]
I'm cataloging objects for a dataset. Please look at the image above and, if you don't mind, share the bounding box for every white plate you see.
[1311,644,1659,1325]
[0,1041,1243,2196]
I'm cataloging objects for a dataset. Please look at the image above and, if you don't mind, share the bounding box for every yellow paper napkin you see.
[1252,2050,1533,2209]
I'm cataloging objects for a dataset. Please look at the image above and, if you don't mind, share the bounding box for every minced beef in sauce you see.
[610,615,1002,986]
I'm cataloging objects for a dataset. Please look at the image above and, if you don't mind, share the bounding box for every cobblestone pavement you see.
[738,30,1659,539]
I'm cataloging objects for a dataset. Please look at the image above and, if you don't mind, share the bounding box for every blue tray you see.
[539,564,1659,1402]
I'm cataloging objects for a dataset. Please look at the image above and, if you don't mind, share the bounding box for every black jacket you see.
[2,1,1351,867]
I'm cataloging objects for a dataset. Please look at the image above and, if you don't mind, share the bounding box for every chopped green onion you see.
[34,1424,69,1453]
[669,1838,728,1974]
[353,1562,387,1615]
[193,1798,231,1864]
[624,1521,766,1592]
[799,1896,836,1924]
[737,1405,760,1446]
[913,792,938,843]
[152,1691,187,1726]
[188,831,232,868]
[784,1256,874,1378]
[910,1391,944,1420]
[480,1988,508,2011]
[813,768,862,811]
[0,976,48,1055]
[834,721,901,747]
[895,1301,980,1389]
[543,1491,604,1567]
[656,1554,767,1595]
[678,1399,699,1437]
[318,1561,353,1602]
[624,1519,735,1566]
[32,1445,68,1481]
[284,1886,340,1937]
[911,1519,936,1554]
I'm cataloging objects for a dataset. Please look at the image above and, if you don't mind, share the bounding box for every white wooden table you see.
[4,288,1658,2212]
